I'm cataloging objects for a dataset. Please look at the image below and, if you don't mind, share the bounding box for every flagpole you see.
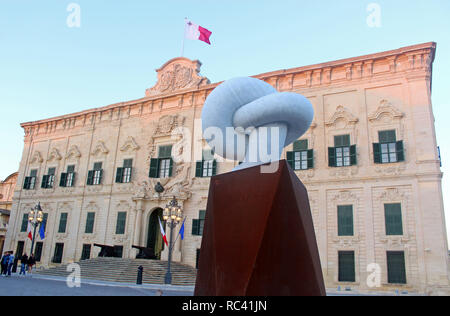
[181,18,187,57]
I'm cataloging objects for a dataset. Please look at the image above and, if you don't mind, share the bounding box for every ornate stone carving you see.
[120,136,140,152]
[147,114,186,159]
[47,148,62,162]
[66,145,82,160]
[30,151,44,164]
[145,58,210,96]
[329,166,359,178]
[91,141,109,156]
[331,190,358,203]
[368,99,404,122]
[375,164,406,176]
[325,105,359,127]
[377,187,405,201]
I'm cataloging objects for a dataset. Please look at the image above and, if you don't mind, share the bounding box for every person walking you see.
[27,254,36,275]
[1,252,9,276]
[19,253,28,276]
[6,251,14,277]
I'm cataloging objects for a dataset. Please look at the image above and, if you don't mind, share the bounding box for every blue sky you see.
[1,1,449,241]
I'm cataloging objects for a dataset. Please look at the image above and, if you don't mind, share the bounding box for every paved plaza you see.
[0,274,194,296]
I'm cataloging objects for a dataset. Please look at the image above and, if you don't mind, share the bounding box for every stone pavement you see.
[0,274,194,296]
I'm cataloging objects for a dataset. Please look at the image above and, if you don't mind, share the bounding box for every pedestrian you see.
[6,251,14,277]
[19,253,28,276]
[27,254,36,275]
[1,252,9,276]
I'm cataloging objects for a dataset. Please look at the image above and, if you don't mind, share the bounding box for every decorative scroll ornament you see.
[66,145,82,159]
[368,99,404,122]
[30,151,44,164]
[325,105,359,127]
[120,136,140,152]
[91,141,109,156]
[47,148,62,162]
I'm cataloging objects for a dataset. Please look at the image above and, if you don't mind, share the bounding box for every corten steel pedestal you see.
[194,160,326,296]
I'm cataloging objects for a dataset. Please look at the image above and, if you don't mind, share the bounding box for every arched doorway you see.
[147,208,165,260]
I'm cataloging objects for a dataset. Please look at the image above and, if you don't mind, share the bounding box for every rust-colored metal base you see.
[194,160,326,296]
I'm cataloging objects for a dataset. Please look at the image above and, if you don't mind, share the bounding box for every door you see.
[147,208,165,259]
[52,243,64,264]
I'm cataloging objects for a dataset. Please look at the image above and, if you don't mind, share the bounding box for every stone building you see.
[4,42,449,294]
[0,172,17,254]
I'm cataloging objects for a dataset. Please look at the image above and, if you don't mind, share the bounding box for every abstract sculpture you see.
[201,77,314,170]
[195,77,325,296]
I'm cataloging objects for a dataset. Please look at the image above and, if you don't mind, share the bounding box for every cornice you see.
[20,42,436,133]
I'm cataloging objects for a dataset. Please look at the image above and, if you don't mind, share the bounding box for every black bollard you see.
[137,266,143,285]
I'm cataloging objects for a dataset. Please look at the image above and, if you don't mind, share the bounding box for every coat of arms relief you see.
[145,57,210,96]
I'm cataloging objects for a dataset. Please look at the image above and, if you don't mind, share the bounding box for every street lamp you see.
[163,196,183,284]
[28,202,44,255]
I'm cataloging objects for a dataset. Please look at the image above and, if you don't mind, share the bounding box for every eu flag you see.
[39,220,46,240]
[178,218,186,240]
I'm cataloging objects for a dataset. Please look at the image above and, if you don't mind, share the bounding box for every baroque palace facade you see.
[5,42,449,294]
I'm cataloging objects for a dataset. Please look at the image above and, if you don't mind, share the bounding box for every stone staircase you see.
[34,257,197,286]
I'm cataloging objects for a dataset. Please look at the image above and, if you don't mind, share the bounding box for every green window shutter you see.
[23,177,30,190]
[168,158,174,177]
[286,151,294,169]
[338,251,355,282]
[69,173,76,187]
[149,158,159,178]
[387,251,406,284]
[192,219,200,236]
[195,161,203,177]
[59,173,68,187]
[338,205,354,236]
[328,147,336,167]
[212,160,217,176]
[87,170,94,185]
[307,149,314,169]
[385,203,403,235]
[58,213,68,233]
[334,135,350,147]
[158,145,172,158]
[379,130,396,143]
[116,212,127,235]
[123,159,133,168]
[373,143,382,164]
[350,145,357,166]
[41,175,49,189]
[293,140,308,151]
[98,170,103,184]
[85,212,95,234]
[396,141,405,162]
[115,167,124,183]
[20,214,28,232]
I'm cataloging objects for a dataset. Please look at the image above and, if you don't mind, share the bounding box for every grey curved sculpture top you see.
[202,77,314,171]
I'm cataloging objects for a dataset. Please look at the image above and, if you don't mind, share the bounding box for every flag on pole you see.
[159,217,169,247]
[27,222,33,241]
[39,219,46,240]
[185,19,212,45]
[178,218,186,240]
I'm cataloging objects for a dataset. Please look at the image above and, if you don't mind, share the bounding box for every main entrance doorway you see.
[146,208,165,260]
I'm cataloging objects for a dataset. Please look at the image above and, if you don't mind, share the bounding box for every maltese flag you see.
[158,217,169,247]
[27,222,33,241]
[185,19,212,45]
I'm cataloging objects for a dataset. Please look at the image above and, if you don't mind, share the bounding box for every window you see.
[373,130,404,164]
[41,168,56,189]
[149,145,174,178]
[58,213,68,234]
[115,212,127,235]
[196,150,217,177]
[20,214,28,232]
[42,213,48,234]
[192,210,206,236]
[52,243,64,264]
[387,251,407,284]
[287,140,314,170]
[23,169,38,190]
[116,159,133,183]
[338,251,356,282]
[329,135,356,167]
[113,246,123,258]
[85,212,95,234]
[60,165,76,187]
[16,241,25,259]
[87,163,103,185]
[338,205,354,236]
[384,203,403,235]
[81,244,91,261]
